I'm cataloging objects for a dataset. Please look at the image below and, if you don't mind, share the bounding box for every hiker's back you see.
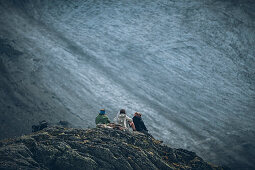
[133,112,148,132]
[114,109,135,131]
[95,109,110,125]
[116,114,128,128]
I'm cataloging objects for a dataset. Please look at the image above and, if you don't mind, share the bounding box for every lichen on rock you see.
[0,126,228,170]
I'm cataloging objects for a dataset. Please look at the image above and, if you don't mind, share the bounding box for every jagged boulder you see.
[0,126,227,170]
[32,120,49,132]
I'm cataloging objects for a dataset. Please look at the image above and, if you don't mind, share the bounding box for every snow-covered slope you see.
[0,0,254,169]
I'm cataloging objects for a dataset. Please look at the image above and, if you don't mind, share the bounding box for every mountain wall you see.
[0,0,254,169]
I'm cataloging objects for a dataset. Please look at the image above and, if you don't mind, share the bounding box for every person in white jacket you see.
[114,109,136,131]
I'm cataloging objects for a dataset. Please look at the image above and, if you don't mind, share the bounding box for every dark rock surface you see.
[0,126,227,170]
[32,120,49,132]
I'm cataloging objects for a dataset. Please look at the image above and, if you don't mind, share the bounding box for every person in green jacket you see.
[95,109,111,125]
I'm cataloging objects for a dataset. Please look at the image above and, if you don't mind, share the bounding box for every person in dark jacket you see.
[132,112,148,133]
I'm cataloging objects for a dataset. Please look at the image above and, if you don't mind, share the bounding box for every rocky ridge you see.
[0,126,228,170]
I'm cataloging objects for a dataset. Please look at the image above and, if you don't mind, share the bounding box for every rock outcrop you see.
[0,126,227,170]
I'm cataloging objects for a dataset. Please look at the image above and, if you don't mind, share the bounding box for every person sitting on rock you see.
[95,109,110,125]
[114,109,136,131]
[132,112,148,133]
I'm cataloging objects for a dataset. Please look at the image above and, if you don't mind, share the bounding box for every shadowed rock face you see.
[0,0,255,169]
[0,127,227,170]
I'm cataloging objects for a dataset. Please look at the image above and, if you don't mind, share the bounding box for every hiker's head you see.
[99,109,105,115]
[134,112,142,117]
[120,109,126,114]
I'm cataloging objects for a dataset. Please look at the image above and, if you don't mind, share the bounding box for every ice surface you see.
[0,0,254,169]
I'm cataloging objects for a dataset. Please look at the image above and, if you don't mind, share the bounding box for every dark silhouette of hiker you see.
[132,112,148,133]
